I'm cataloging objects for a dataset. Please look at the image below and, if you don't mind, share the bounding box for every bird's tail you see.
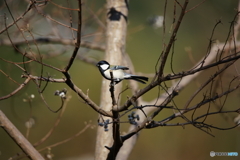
[126,75,149,84]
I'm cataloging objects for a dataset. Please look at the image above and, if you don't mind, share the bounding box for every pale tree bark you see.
[95,0,128,160]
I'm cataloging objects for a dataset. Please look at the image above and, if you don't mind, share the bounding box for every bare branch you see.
[0,110,44,160]
[64,0,82,72]
[0,77,31,100]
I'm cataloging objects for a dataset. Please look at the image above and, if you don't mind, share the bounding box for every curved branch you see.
[0,77,31,100]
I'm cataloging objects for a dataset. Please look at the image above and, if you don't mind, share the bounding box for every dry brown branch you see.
[0,38,105,51]
[105,71,123,160]
[48,0,79,11]
[157,0,189,79]
[63,72,113,117]
[0,1,33,34]
[0,110,45,160]
[0,69,21,85]
[38,122,93,152]
[31,2,78,32]
[64,0,82,72]
[117,4,240,160]
[0,77,31,100]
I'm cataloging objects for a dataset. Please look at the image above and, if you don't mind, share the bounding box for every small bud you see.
[25,118,35,128]
[54,88,67,99]
[30,94,35,99]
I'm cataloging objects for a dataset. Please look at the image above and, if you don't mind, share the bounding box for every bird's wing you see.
[110,65,129,70]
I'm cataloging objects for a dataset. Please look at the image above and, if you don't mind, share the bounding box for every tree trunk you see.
[95,0,128,159]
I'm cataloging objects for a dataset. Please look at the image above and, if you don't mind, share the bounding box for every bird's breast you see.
[104,69,124,80]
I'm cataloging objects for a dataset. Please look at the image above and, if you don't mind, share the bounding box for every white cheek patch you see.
[100,64,109,70]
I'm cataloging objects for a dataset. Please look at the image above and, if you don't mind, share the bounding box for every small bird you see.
[96,60,148,84]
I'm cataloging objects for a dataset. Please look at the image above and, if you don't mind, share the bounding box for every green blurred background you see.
[0,0,240,160]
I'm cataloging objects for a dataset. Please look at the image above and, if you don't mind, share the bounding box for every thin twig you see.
[0,77,31,100]
[64,0,82,72]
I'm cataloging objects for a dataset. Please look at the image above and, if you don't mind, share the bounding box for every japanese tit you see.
[96,60,148,84]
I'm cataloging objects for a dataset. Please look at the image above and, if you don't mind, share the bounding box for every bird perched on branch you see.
[96,60,148,85]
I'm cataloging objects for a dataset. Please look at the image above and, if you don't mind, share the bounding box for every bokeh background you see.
[0,0,240,160]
